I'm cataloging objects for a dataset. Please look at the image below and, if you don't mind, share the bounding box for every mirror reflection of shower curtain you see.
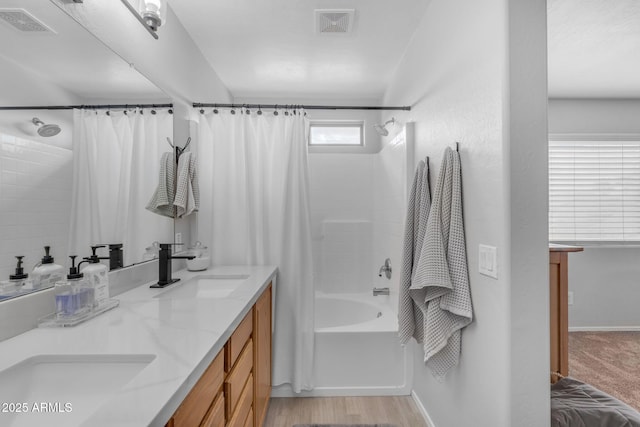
[197,109,315,393]
[69,109,173,266]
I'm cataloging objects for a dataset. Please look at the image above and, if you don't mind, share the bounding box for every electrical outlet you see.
[174,232,182,253]
[568,291,574,305]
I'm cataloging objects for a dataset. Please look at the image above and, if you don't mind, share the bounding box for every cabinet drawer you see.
[200,391,225,427]
[226,310,253,372]
[171,351,224,427]
[227,374,253,427]
[243,408,254,427]
[225,339,253,416]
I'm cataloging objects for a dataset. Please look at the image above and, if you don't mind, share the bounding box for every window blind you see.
[549,139,640,242]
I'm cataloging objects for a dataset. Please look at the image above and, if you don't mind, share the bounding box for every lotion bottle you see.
[32,246,64,290]
[0,256,32,296]
[80,245,110,308]
[54,256,93,318]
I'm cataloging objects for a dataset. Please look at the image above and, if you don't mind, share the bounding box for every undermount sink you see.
[0,354,155,427]
[155,274,250,299]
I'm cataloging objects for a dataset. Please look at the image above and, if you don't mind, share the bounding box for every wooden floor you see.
[263,396,428,427]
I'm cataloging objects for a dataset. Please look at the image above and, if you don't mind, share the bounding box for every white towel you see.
[412,146,473,380]
[146,152,176,218]
[398,159,432,344]
[174,151,200,218]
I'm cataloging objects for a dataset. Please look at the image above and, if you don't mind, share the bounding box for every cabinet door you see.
[253,284,272,427]
[200,392,225,427]
[171,351,224,427]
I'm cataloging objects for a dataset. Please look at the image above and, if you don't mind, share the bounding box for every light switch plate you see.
[479,244,498,279]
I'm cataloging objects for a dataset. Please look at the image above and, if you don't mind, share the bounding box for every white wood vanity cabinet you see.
[166,283,272,427]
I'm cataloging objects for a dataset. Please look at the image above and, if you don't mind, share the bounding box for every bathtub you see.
[273,292,412,397]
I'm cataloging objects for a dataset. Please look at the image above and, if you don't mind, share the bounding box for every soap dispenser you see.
[0,256,31,296]
[80,245,110,307]
[54,256,94,318]
[32,246,65,290]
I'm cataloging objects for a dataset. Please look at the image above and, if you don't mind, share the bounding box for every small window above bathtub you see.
[310,122,363,146]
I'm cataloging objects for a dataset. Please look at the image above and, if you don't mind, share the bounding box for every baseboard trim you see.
[569,326,640,332]
[411,390,436,427]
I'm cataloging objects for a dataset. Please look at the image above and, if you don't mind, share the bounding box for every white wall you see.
[549,98,640,329]
[52,1,232,108]
[383,0,548,426]
[549,99,640,134]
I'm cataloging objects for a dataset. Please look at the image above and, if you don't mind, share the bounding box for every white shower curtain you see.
[69,109,173,265]
[197,109,315,392]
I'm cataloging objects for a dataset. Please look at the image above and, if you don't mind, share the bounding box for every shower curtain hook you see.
[274,105,279,116]
[257,105,262,115]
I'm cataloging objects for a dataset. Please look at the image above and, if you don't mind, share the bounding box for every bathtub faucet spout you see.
[373,287,390,296]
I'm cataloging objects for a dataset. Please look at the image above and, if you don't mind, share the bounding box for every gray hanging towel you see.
[398,159,431,344]
[174,151,200,218]
[146,152,176,218]
[411,146,473,380]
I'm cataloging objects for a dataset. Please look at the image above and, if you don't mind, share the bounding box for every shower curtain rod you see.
[192,103,411,111]
[0,103,173,111]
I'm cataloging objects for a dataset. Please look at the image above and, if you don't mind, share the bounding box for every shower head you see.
[32,117,61,137]
[374,117,395,136]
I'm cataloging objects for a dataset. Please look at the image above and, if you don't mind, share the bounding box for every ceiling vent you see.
[315,9,354,34]
[0,9,54,33]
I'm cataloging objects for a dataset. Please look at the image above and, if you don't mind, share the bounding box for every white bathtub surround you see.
[70,109,174,265]
[399,159,431,345]
[318,220,372,293]
[411,147,472,379]
[197,109,315,393]
[272,292,411,397]
[372,125,412,304]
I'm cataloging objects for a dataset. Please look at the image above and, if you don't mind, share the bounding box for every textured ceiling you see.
[170,0,430,100]
[548,0,640,98]
[0,0,167,104]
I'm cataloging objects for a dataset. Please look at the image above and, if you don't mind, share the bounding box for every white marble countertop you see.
[0,265,277,427]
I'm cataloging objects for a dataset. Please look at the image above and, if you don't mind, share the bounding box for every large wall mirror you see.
[0,0,174,301]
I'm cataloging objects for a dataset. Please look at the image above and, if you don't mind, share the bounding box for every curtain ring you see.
[257,105,262,115]
[274,105,279,116]
[168,109,173,114]
[199,108,205,114]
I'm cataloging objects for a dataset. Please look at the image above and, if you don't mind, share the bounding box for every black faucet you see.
[93,244,124,271]
[107,244,124,270]
[150,243,196,288]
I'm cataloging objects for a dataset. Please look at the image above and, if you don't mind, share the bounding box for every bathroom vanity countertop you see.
[0,265,277,427]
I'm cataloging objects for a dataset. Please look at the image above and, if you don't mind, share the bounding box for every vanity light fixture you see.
[120,0,167,40]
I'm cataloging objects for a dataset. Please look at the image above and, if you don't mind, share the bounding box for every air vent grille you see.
[0,9,53,32]
[315,9,354,34]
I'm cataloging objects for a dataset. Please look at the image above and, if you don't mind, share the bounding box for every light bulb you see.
[143,0,162,13]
